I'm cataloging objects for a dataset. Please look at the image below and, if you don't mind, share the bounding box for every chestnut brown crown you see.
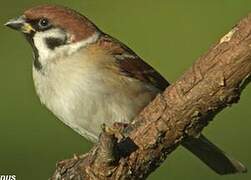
[24,4,99,42]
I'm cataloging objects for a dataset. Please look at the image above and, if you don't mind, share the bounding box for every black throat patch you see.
[24,33,42,71]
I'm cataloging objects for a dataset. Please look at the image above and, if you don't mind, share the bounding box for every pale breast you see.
[32,50,158,142]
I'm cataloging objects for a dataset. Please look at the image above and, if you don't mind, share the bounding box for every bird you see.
[5,4,247,175]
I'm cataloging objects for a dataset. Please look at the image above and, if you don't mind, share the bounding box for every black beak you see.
[5,16,26,31]
[5,16,35,33]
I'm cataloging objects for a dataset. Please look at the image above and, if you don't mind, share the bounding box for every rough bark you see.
[51,14,251,180]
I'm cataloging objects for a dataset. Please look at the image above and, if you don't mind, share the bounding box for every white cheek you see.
[33,30,100,67]
[33,28,66,64]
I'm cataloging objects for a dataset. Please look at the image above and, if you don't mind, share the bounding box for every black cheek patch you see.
[45,37,66,50]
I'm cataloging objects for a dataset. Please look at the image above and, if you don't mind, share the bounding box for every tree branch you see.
[51,14,251,180]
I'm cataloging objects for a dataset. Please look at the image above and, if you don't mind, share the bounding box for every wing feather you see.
[97,34,169,91]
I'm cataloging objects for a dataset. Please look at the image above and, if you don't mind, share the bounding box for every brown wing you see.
[97,34,169,91]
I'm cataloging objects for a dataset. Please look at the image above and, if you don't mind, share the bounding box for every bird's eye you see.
[38,18,51,29]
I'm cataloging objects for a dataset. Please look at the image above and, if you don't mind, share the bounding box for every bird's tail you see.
[182,134,247,175]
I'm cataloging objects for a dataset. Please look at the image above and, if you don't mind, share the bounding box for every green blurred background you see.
[0,0,250,179]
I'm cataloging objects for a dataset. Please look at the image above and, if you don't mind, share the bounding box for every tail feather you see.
[182,135,247,175]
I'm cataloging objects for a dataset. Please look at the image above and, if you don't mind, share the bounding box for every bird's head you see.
[5,5,101,70]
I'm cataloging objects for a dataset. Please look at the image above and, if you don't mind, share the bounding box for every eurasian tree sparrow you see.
[5,4,246,175]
